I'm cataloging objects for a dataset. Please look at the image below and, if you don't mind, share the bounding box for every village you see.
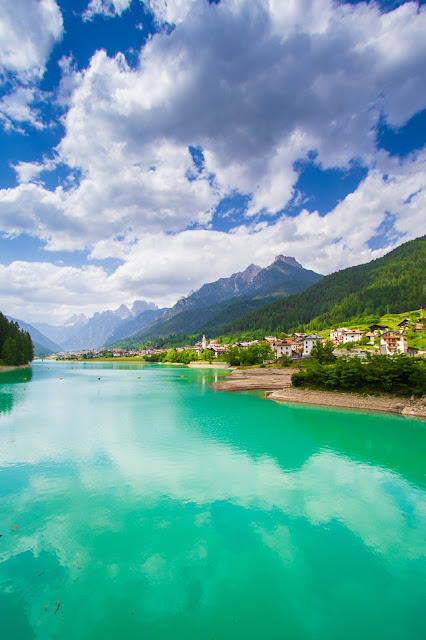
[55,314,424,362]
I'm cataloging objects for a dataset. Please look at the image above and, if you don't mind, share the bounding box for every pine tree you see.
[1,337,16,365]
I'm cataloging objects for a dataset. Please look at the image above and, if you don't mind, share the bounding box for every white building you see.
[330,328,348,343]
[271,340,294,359]
[302,334,321,357]
[342,330,364,344]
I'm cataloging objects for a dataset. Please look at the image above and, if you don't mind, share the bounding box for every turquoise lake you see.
[0,361,425,639]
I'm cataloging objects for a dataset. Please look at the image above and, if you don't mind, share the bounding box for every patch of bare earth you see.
[213,367,293,391]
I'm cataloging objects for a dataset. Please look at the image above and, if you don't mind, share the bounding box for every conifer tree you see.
[1,337,16,365]
[0,313,35,366]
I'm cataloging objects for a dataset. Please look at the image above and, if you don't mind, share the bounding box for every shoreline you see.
[212,367,426,418]
[0,364,31,373]
[42,358,233,369]
[267,388,426,418]
[186,362,232,369]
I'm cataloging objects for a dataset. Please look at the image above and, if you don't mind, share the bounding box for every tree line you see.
[292,353,426,397]
[143,343,273,366]
[0,313,34,366]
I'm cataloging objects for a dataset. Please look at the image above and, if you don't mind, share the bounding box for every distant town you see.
[52,314,424,362]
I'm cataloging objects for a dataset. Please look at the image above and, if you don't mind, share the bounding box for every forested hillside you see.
[0,313,34,366]
[212,236,426,335]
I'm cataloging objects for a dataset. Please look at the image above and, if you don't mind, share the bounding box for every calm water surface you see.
[1,362,425,639]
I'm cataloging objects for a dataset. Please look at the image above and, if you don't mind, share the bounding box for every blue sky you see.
[0,0,425,323]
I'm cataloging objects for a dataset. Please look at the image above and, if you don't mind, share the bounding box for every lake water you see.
[1,361,425,639]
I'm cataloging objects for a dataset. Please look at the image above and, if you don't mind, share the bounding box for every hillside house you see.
[380,330,408,355]
[330,328,348,343]
[397,318,411,329]
[271,340,294,359]
[302,334,321,357]
[368,324,390,335]
[342,330,364,344]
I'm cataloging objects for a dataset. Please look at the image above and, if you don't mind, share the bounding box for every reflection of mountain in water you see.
[0,368,32,415]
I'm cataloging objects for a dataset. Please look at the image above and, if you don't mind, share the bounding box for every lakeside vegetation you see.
[0,313,34,367]
[292,354,426,397]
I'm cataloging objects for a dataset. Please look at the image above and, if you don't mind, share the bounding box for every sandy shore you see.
[212,367,426,418]
[213,367,293,390]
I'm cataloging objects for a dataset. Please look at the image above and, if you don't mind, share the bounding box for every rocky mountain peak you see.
[63,313,88,326]
[115,304,132,319]
[131,300,158,316]
[273,255,302,269]
[240,263,262,281]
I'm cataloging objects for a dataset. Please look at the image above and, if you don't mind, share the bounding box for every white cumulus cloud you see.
[0,0,426,319]
[0,0,63,79]
[0,0,63,130]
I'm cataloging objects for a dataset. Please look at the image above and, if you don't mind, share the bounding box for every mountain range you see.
[4,255,322,352]
[11,300,160,355]
[213,235,426,336]
[6,237,423,353]
[34,300,161,351]
[113,255,323,345]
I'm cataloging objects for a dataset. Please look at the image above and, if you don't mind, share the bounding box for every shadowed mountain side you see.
[113,297,268,344]
[114,277,322,344]
[217,235,426,335]
[160,263,263,322]
[104,308,166,346]
[6,316,62,353]
[33,342,55,357]
[201,278,326,336]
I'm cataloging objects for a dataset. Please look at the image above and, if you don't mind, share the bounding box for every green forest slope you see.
[209,236,426,335]
[0,313,35,366]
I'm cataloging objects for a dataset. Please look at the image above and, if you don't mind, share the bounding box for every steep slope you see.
[166,263,262,318]
[118,256,322,343]
[104,308,166,345]
[33,342,55,358]
[215,236,426,335]
[6,316,62,353]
